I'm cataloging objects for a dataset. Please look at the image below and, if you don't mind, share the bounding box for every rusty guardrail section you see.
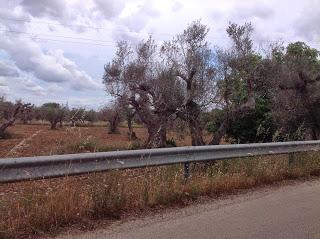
[0,140,320,183]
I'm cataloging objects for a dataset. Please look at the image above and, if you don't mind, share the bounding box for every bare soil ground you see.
[0,124,199,158]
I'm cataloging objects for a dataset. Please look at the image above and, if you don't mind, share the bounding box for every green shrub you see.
[166,138,177,147]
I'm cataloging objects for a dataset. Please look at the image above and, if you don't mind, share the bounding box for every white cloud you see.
[119,1,161,32]
[47,49,102,90]
[19,0,95,30]
[172,1,183,12]
[47,83,64,93]
[0,61,19,77]
[19,78,47,96]
[295,0,320,41]
[0,77,8,87]
[0,34,102,91]
[93,0,125,20]
[0,0,319,109]
[20,0,68,20]
[231,2,275,21]
[0,77,10,95]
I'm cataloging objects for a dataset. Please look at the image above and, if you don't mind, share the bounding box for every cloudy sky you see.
[0,0,319,109]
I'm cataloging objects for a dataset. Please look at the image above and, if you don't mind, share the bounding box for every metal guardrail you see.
[0,140,320,183]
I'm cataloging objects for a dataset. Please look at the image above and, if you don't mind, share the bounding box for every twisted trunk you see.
[177,101,205,146]
[177,71,205,146]
[108,112,120,134]
[50,119,59,130]
[210,116,230,145]
[145,122,167,148]
[189,119,205,146]
[126,111,137,140]
[0,118,15,138]
[0,105,22,138]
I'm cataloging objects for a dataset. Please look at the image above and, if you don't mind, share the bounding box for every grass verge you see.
[0,152,320,238]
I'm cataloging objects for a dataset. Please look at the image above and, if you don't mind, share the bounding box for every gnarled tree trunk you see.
[189,117,205,146]
[145,122,167,148]
[50,119,59,130]
[126,111,137,140]
[108,112,120,134]
[0,104,24,138]
[0,119,15,138]
[178,101,205,146]
[188,102,205,146]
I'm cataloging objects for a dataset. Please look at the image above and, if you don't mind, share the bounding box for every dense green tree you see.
[41,103,67,130]
[209,23,261,144]
[272,42,320,140]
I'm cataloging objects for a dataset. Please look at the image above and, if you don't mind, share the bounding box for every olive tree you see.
[103,38,183,148]
[100,101,122,134]
[0,97,31,138]
[85,109,98,126]
[117,96,137,140]
[209,23,261,145]
[19,103,34,124]
[69,108,86,126]
[161,20,216,145]
[41,103,66,130]
[271,42,320,140]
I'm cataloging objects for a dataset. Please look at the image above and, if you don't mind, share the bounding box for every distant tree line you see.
[102,21,320,148]
[1,21,319,146]
[0,97,137,138]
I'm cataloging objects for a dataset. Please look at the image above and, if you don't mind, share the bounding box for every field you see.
[1,124,320,239]
[0,123,203,158]
[0,123,148,158]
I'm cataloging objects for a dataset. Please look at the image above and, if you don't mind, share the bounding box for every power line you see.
[1,16,319,47]
[0,16,175,37]
[1,22,319,50]
[31,37,116,47]
[1,29,116,44]
[1,30,116,47]
[3,29,320,50]
[0,16,234,40]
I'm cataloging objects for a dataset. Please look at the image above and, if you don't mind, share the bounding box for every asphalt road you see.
[57,179,320,239]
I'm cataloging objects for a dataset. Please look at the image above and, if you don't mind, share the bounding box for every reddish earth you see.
[0,124,210,158]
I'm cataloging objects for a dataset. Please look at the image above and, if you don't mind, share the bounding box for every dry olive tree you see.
[0,97,32,138]
[100,101,122,134]
[161,20,216,145]
[117,96,137,140]
[69,108,86,126]
[209,22,260,145]
[103,38,183,148]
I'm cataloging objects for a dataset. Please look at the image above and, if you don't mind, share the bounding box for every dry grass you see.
[0,124,149,158]
[1,124,209,158]
[0,152,320,239]
[1,125,320,238]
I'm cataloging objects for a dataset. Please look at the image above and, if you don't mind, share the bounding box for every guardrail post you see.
[288,153,294,165]
[184,162,190,179]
